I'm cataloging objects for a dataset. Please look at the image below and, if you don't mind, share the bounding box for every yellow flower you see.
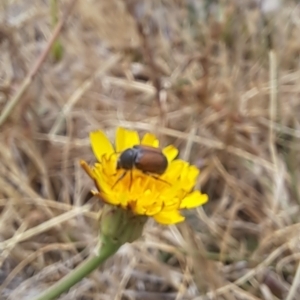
[81,127,208,225]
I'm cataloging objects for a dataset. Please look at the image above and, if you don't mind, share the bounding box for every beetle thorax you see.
[117,148,138,170]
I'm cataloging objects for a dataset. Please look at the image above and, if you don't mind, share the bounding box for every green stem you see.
[33,241,120,300]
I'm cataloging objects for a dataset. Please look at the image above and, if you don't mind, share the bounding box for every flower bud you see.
[99,204,148,246]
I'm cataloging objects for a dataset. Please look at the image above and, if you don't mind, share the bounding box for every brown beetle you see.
[113,145,168,188]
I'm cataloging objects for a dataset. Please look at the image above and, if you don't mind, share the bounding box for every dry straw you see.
[1,0,300,299]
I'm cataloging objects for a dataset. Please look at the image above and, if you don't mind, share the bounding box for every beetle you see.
[113,145,168,188]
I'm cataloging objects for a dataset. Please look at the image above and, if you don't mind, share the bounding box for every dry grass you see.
[1,0,300,299]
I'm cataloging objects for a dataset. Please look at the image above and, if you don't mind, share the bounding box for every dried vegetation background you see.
[1,0,300,299]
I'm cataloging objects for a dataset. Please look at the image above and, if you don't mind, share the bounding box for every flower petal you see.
[141,133,159,147]
[153,210,185,224]
[80,160,96,179]
[116,127,140,152]
[179,190,208,209]
[163,145,178,162]
[161,159,184,181]
[186,165,200,183]
[90,131,114,162]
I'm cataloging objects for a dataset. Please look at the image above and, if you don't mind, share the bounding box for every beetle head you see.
[117,148,137,170]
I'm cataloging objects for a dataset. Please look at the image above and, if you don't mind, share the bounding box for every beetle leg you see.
[112,171,127,189]
[153,176,171,186]
[129,170,133,191]
[142,171,171,186]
